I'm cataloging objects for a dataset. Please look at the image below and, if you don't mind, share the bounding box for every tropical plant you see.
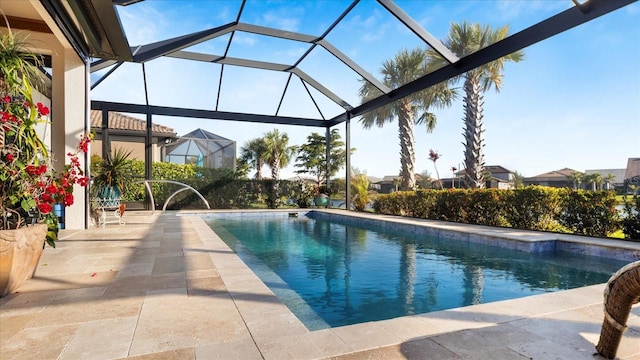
[351,168,370,212]
[621,192,639,241]
[568,171,584,190]
[240,137,267,180]
[1,27,90,247]
[91,147,134,198]
[585,173,603,191]
[604,173,615,191]
[294,129,351,187]
[263,129,296,181]
[426,22,524,188]
[428,149,443,189]
[451,166,457,188]
[263,129,296,208]
[359,47,455,191]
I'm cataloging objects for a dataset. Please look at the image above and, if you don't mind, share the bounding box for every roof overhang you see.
[39,0,132,60]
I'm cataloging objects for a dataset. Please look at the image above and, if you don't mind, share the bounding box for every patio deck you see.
[1,210,638,360]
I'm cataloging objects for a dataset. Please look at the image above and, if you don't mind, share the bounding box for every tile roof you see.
[90,110,176,135]
[625,158,640,179]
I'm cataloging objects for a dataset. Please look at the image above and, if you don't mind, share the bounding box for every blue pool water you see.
[206,213,627,330]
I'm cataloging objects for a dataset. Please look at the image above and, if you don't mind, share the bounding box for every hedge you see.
[373,186,634,240]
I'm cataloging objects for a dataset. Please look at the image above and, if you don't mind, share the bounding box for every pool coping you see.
[181,209,640,359]
[184,208,640,262]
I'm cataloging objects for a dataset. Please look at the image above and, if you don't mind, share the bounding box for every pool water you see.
[207,214,626,330]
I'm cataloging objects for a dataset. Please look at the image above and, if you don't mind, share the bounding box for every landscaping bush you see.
[503,186,563,231]
[620,194,640,241]
[373,186,625,239]
[558,190,619,237]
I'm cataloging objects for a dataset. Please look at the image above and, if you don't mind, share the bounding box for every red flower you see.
[36,102,50,116]
[25,165,39,175]
[77,177,89,186]
[38,202,53,214]
[46,185,57,194]
[5,153,14,161]
[63,194,74,206]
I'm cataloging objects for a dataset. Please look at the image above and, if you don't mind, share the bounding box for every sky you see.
[90,0,640,181]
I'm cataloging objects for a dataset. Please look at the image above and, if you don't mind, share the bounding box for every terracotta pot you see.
[0,224,47,297]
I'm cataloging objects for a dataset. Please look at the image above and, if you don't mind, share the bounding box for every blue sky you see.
[91,0,640,180]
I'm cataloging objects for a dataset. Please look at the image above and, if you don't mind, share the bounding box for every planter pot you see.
[0,224,47,297]
[314,194,330,207]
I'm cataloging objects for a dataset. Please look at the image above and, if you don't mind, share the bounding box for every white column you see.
[51,47,88,230]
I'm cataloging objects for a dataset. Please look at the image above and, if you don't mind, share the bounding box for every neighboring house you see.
[376,176,402,193]
[624,158,640,192]
[584,168,626,191]
[164,128,236,170]
[90,110,178,162]
[375,174,425,193]
[523,168,579,188]
[440,165,517,189]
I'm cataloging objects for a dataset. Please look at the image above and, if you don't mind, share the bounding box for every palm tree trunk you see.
[463,76,486,189]
[255,159,263,180]
[398,99,416,191]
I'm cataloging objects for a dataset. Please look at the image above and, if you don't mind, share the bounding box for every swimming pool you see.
[205,211,629,330]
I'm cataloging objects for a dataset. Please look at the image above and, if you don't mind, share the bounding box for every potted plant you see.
[314,184,330,207]
[0,26,91,296]
[91,147,134,204]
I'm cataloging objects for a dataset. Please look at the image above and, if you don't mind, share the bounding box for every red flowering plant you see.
[0,96,91,247]
[1,29,91,247]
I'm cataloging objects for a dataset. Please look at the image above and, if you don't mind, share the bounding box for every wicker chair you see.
[596,260,640,359]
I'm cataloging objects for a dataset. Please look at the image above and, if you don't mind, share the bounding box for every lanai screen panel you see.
[165,128,236,170]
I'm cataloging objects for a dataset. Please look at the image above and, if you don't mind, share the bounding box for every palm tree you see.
[568,171,584,190]
[604,173,615,190]
[263,129,296,181]
[359,47,455,191]
[585,173,603,191]
[428,149,443,189]
[426,22,524,188]
[240,137,267,180]
[592,173,603,191]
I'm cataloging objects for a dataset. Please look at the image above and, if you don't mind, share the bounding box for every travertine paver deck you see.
[0,210,638,359]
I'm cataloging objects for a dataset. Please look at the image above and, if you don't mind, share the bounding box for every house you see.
[375,174,425,193]
[164,128,236,170]
[440,165,517,189]
[90,110,178,162]
[623,158,640,192]
[523,168,579,188]
[584,168,626,191]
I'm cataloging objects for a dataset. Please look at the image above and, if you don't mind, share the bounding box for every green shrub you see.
[504,186,562,231]
[559,190,620,237]
[373,186,625,239]
[620,194,640,241]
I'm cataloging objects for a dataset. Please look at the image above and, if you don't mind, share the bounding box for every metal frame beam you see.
[328,0,636,127]
[165,51,353,111]
[377,0,458,64]
[132,23,236,63]
[91,101,329,127]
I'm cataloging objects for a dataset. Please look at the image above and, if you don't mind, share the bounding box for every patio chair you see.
[596,260,640,359]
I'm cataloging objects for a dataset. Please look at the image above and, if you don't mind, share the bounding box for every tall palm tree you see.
[263,129,296,181]
[426,22,524,188]
[428,149,443,189]
[604,173,615,190]
[592,173,603,191]
[568,171,584,190]
[240,137,267,180]
[359,47,455,191]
